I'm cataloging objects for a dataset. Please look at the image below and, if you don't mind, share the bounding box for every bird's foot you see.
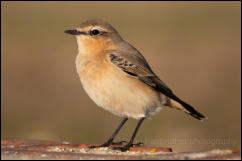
[111,142,144,152]
[89,140,127,149]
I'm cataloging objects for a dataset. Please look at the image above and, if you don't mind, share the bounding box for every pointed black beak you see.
[64,29,86,35]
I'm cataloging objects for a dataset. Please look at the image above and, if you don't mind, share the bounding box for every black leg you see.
[89,117,128,149]
[112,117,146,152]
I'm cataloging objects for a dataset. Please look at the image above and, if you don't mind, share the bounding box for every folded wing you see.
[108,49,205,120]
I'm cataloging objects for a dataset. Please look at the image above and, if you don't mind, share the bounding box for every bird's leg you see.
[89,117,128,149]
[112,117,145,152]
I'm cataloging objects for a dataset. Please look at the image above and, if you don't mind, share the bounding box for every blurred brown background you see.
[1,2,241,152]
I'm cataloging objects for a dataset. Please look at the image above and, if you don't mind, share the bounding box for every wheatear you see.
[65,19,206,151]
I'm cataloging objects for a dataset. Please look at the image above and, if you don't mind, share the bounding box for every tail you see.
[138,75,206,120]
[169,98,206,121]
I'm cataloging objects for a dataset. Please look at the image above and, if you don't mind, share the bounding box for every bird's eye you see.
[90,29,100,36]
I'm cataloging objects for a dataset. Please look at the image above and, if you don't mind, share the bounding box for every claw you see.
[89,145,98,149]
[112,145,131,152]
[89,140,127,149]
[111,142,144,152]
[132,142,144,147]
[111,140,127,145]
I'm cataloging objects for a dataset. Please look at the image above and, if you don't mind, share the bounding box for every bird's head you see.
[65,19,123,54]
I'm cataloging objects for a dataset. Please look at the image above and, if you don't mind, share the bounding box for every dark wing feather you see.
[108,50,205,120]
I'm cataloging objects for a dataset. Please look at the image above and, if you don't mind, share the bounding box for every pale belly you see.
[76,54,164,119]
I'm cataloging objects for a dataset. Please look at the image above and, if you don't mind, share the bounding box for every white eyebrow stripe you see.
[92,26,107,32]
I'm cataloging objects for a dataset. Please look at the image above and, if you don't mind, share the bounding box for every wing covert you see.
[107,50,205,120]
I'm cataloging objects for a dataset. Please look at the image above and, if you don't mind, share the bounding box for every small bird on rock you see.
[65,19,206,152]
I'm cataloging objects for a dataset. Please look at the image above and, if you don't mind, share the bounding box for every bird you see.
[64,19,206,152]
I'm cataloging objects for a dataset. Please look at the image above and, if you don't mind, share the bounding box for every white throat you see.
[76,36,88,54]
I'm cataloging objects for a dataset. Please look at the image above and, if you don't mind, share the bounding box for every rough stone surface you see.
[1,139,241,160]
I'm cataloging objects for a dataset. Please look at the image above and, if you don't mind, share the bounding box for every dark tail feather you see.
[170,96,206,120]
[140,76,206,120]
[178,99,205,120]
